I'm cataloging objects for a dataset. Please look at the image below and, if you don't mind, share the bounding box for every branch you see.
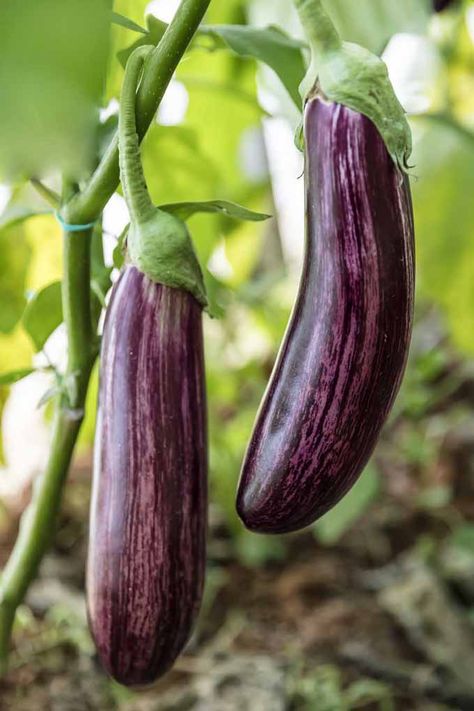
[63,0,212,224]
[0,224,97,674]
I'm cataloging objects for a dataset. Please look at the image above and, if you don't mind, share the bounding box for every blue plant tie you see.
[55,210,96,233]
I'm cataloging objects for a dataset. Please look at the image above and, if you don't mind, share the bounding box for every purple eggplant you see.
[237,97,415,534]
[433,0,457,11]
[87,265,207,686]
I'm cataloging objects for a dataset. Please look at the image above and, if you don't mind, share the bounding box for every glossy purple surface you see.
[87,266,207,686]
[237,98,415,534]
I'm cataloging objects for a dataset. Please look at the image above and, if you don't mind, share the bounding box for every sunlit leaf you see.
[23,282,63,352]
[0,221,32,333]
[411,117,474,354]
[0,368,35,386]
[202,25,306,108]
[326,0,431,53]
[0,0,111,178]
[112,12,146,34]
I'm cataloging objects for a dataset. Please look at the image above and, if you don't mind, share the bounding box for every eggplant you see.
[237,97,415,534]
[87,265,207,686]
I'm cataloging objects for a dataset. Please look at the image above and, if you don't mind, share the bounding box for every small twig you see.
[30,179,60,208]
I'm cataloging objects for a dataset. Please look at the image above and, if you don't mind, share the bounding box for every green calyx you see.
[119,45,207,307]
[127,209,207,307]
[294,0,412,170]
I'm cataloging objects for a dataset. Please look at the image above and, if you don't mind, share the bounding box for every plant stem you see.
[119,46,156,225]
[293,0,341,57]
[63,0,212,224]
[0,224,97,674]
[30,179,60,208]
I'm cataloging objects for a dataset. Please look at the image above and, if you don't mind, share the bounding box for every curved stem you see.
[63,0,212,225]
[119,46,156,225]
[294,0,341,57]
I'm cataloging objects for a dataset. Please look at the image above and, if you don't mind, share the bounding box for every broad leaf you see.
[23,282,63,352]
[160,200,271,222]
[0,0,111,178]
[202,25,306,108]
[411,117,474,355]
[326,0,431,54]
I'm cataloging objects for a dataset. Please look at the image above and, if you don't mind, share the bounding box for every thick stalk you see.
[0,225,96,673]
[63,0,212,224]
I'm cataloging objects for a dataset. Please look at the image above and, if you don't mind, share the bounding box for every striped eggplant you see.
[87,265,207,686]
[87,46,207,687]
[237,97,415,534]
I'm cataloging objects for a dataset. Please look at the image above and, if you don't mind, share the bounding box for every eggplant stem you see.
[119,47,156,225]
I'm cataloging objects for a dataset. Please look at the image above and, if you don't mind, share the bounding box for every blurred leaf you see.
[202,25,306,108]
[0,368,35,386]
[448,525,474,553]
[0,206,50,231]
[160,199,271,222]
[0,0,111,178]
[0,220,32,333]
[23,282,63,352]
[326,0,431,53]
[416,485,452,510]
[314,464,379,545]
[411,117,474,355]
[112,12,146,34]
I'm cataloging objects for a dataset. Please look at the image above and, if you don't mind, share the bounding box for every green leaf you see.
[0,207,50,232]
[0,218,32,334]
[23,282,63,352]
[160,200,271,222]
[202,25,306,108]
[411,117,474,355]
[118,15,168,66]
[326,0,431,54]
[0,368,35,386]
[0,0,111,178]
[314,464,379,545]
[111,11,146,34]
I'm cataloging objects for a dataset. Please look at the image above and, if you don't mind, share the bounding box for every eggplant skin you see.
[237,98,415,535]
[87,265,207,687]
[433,0,456,11]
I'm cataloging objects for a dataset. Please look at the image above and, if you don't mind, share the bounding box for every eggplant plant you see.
[4,0,469,685]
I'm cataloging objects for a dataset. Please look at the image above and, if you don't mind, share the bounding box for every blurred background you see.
[0,0,473,709]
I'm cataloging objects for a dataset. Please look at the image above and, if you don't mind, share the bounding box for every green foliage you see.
[411,118,474,355]
[313,465,380,545]
[325,0,431,53]
[0,220,32,334]
[160,199,270,222]
[23,282,63,352]
[0,0,110,178]
[201,25,306,108]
